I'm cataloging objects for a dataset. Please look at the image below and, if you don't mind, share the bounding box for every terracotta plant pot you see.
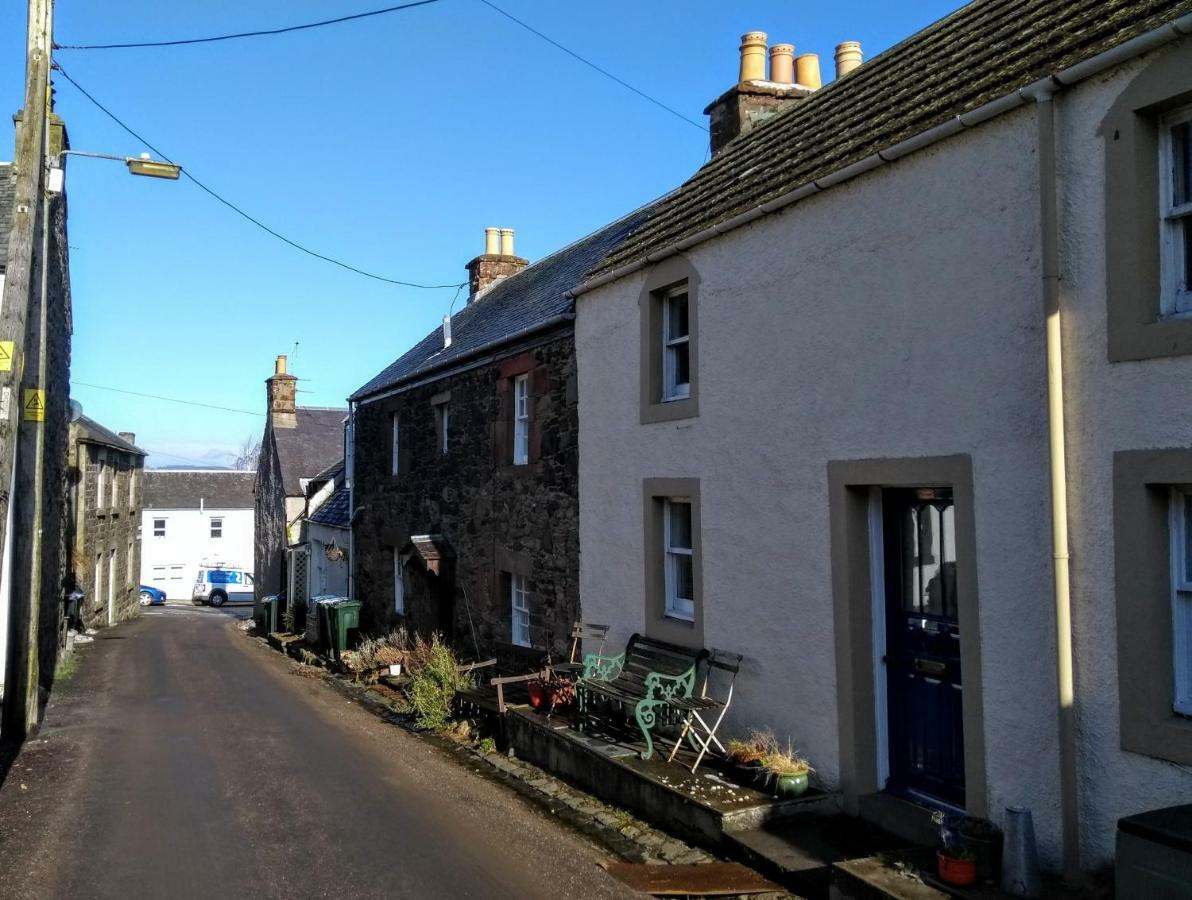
[937,851,977,887]
[526,681,546,710]
[773,772,809,799]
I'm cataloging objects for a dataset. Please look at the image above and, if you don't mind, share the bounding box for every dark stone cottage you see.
[349,212,651,667]
[253,355,346,600]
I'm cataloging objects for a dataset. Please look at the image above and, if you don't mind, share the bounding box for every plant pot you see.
[937,851,977,887]
[959,831,1003,885]
[773,772,809,799]
[526,682,546,710]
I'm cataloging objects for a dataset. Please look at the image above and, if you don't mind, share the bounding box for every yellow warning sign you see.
[0,342,12,372]
[23,388,45,422]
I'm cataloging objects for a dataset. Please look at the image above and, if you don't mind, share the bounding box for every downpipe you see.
[1030,84,1081,881]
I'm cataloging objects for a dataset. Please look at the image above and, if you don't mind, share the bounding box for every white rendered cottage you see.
[570,0,1192,873]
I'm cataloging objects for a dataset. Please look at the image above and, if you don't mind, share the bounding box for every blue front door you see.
[883,487,965,808]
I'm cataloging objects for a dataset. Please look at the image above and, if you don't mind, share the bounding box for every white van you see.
[193,566,254,607]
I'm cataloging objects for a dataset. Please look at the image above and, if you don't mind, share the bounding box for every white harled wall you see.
[576,45,1192,867]
[140,507,254,599]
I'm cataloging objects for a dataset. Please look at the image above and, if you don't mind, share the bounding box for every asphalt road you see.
[0,606,638,899]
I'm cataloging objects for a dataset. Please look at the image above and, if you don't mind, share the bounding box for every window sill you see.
[663,612,695,625]
[641,395,698,425]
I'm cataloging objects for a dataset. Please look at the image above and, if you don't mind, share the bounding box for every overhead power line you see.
[55,0,444,50]
[54,64,466,290]
[475,0,706,132]
[72,381,264,417]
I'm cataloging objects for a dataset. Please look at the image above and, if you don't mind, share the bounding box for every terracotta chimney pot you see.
[739,32,767,83]
[484,227,500,256]
[275,354,287,375]
[835,41,863,79]
[796,53,822,90]
[499,228,515,257]
[769,44,794,85]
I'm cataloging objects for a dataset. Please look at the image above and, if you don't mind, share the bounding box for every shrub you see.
[340,628,411,673]
[408,634,467,731]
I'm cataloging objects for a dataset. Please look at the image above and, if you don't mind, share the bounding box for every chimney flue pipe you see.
[739,32,767,83]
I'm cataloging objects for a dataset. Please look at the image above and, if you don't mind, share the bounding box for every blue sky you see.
[0,0,962,468]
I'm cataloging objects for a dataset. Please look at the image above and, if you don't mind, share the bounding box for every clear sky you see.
[0,0,962,468]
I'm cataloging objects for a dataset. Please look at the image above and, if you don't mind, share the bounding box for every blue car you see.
[138,584,167,607]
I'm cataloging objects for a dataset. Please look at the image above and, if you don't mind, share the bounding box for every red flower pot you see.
[526,682,546,709]
[937,851,977,886]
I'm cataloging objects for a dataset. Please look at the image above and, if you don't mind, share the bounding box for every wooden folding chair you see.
[665,649,742,772]
[554,622,610,678]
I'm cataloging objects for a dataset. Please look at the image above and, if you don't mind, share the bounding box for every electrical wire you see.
[71,381,264,417]
[55,0,444,51]
[54,64,466,291]
[475,0,706,132]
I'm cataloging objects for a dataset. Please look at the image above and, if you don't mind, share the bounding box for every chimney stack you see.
[466,227,528,302]
[118,432,136,446]
[796,53,822,90]
[768,44,794,85]
[705,31,815,158]
[835,41,863,79]
[266,354,297,429]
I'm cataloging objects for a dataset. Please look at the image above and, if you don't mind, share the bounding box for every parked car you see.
[138,585,166,606]
[192,567,254,607]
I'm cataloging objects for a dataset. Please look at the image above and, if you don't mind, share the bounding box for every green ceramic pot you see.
[774,772,809,798]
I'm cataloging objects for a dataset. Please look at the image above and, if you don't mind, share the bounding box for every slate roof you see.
[143,470,255,510]
[592,0,1192,279]
[308,485,350,529]
[274,407,346,496]
[0,163,12,263]
[74,415,145,456]
[351,204,659,402]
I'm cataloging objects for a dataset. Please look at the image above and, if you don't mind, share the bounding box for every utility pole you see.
[1,0,53,741]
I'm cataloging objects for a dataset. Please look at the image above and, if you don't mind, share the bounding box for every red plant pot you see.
[526,682,546,709]
[937,851,977,887]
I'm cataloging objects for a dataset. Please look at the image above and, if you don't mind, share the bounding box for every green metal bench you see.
[576,633,708,760]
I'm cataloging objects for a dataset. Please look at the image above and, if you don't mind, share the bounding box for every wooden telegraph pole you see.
[1,0,52,740]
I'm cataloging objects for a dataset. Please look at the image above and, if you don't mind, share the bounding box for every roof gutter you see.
[352,312,575,407]
[569,11,1192,298]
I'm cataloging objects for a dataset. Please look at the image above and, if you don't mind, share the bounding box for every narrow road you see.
[0,606,637,899]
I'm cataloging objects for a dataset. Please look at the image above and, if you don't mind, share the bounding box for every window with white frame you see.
[126,542,134,585]
[437,403,450,455]
[393,549,405,614]
[210,517,223,539]
[1161,105,1192,317]
[511,573,531,647]
[662,285,691,401]
[153,518,166,538]
[1171,488,1192,716]
[391,412,401,475]
[129,467,137,507]
[96,449,107,509]
[513,374,530,465]
[94,554,102,606]
[663,498,695,621]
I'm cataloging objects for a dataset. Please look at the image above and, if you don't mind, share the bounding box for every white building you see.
[571,3,1192,875]
[141,470,256,599]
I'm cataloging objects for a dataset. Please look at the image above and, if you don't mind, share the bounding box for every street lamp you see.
[48,150,182,193]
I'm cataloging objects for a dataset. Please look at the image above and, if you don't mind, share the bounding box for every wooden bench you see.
[576,633,708,760]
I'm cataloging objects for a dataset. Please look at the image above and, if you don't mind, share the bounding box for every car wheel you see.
[209,591,227,607]
[139,591,154,606]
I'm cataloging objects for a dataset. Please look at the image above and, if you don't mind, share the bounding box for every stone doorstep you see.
[247,631,775,885]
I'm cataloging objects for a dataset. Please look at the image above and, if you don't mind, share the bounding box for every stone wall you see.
[71,441,144,630]
[353,329,579,668]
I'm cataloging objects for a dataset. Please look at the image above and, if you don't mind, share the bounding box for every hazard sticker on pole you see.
[0,342,13,372]
[23,388,45,422]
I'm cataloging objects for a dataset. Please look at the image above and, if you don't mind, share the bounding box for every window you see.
[129,467,137,508]
[153,518,166,538]
[127,542,134,585]
[94,554,102,605]
[151,565,166,584]
[1171,488,1192,716]
[511,573,531,647]
[662,286,690,401]
[210,517,223,539]
[96,450,106,509]
[513,374,530,465]
[393,549,405,614]
[391,412,401,475]
[663,499,695,621]
[437,403,450,454]
[1161,107,1192,317]
[112,463,121,509]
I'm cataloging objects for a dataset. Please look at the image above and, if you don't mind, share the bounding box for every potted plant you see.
[763,743,813,799]
[526,677,548,710]
[543,674,575,712]
[937,845,977,886]
[957,815,1003,884]
[726,729,776,785]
